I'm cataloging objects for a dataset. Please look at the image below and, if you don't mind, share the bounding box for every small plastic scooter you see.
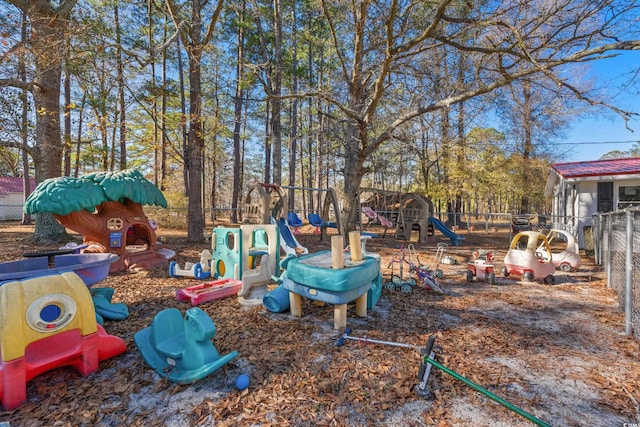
[336,329,551,427]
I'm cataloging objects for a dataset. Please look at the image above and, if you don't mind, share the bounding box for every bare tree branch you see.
[0,78,38,91]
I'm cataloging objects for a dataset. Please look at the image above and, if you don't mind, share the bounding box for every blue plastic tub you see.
[0,253,119,287]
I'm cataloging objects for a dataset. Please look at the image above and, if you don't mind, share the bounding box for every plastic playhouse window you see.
[225,231,236,250]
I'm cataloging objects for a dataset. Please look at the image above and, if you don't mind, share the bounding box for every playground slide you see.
[429,217,465,246]
[274,217,309,256]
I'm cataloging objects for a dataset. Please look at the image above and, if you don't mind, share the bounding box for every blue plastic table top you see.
[285,251,379,292]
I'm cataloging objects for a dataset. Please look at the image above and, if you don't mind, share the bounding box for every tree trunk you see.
[271,0,283,185]
[63,69,72,176]
[115,0,127,170]
[453,100,466,226]
[288,4,298,211]
[177,37,189,195]
[231,0,246,224]
[313,46,325,214]
[30,9,68,241]
[441,106,452,224]
[185,45,205,242]
[341,121,367,234]
[19,12,32,225]
[74,96,85,178]
[149,0,159,186]
[314,95,324,213]
[520,81,532,214]
[165,0,223,240]
[264,103,271,183]
[21,148,32,225]
[160,19,168,190]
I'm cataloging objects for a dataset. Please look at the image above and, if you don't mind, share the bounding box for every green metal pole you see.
[425,356,551,427]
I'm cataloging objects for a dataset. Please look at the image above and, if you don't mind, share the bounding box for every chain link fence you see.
[593,208,640,340]
[0,203,554,241]
[142,207,543,239]
[434,211,549,235]
[0,204,26,221]
[144,206,238,230]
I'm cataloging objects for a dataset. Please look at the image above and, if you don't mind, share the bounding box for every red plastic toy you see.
[466,250,496,285]
[176,278,243,305]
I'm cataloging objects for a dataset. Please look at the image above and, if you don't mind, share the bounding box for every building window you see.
[618,185,640,209]
[598,182,613,212]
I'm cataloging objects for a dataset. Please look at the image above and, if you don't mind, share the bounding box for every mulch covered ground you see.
[1,222,639,426]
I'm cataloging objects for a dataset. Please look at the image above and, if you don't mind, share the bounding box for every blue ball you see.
[235,374,250,390]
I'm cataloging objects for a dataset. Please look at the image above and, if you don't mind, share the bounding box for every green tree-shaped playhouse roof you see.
[25,169,168,215]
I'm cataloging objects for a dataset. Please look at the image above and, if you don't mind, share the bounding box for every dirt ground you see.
[1,221,639,427]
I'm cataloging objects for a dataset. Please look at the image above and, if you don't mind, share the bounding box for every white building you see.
[544,157,640,249]
[0,176,34,221]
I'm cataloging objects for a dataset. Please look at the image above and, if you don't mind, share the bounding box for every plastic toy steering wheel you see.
[23,248,76,268]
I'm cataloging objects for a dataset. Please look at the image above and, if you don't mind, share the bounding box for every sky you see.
[561,51,640,162]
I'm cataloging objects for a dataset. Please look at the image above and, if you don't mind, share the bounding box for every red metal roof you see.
[0,176,36,196]
[551,157,640,179]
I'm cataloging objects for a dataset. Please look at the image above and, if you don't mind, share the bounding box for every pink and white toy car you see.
[502,231,555,284]
[546,229,581,272]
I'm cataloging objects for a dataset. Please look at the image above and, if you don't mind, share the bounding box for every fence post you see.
[606,215,613,289]
[625,210,633,335]
[593,215,600,265]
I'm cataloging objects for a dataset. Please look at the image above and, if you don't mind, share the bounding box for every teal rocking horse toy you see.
[134,307,238,384]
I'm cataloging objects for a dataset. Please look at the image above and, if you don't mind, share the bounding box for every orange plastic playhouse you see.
[24,170,174,272]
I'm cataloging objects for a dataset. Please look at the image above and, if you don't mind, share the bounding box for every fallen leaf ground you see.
[1,222,639,426]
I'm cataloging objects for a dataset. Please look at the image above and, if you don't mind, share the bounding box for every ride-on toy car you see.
[546,229,581,272]
[466,250,496,285]
[511,216,532,233]
[502,231,555,284]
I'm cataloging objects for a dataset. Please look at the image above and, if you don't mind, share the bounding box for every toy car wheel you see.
[544,275,555,284]
[428,281,445,295]
[488,272,496,285]
[501,267,509,277]
[384,281,396,291]
[466,270,474,282]
[523,271,534,281]
[400,284,413,294]
[559,263,571,272]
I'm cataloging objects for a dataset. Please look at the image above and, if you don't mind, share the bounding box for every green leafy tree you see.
[1,0,81,241]
[601,142,640,159]
[313,0,640,233]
